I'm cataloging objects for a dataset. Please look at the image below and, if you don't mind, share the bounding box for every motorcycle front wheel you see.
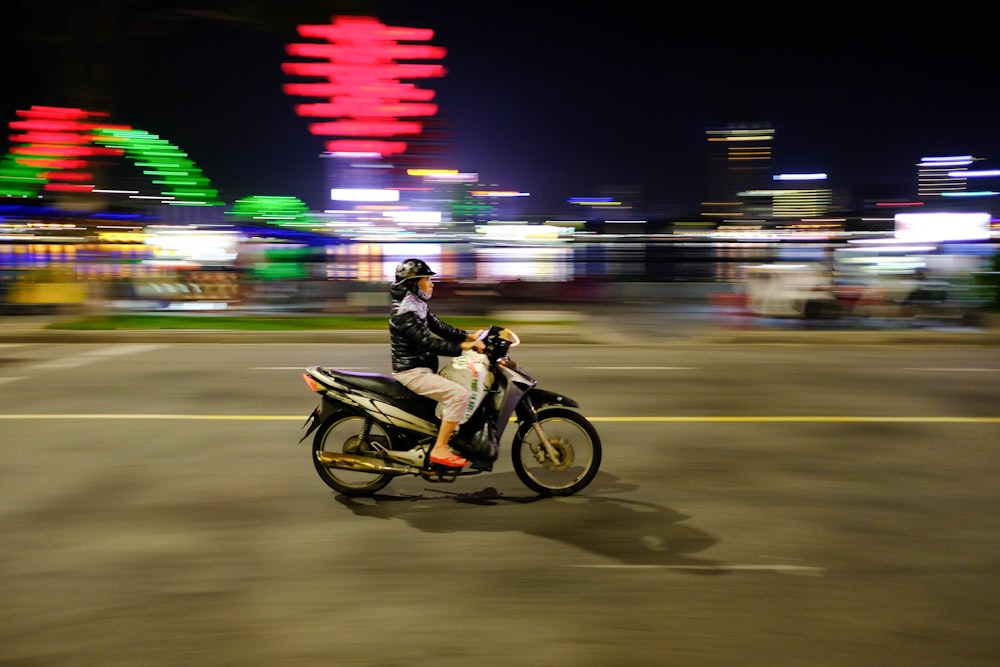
[312,413,393,496]
[511,407,602,496]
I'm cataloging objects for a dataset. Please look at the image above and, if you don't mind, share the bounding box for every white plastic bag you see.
[438,349,493,423]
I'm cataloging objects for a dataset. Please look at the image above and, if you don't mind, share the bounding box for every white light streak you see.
[773,173,827,181]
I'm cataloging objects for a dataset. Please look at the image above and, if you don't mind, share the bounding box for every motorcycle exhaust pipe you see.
[315,451,418,476]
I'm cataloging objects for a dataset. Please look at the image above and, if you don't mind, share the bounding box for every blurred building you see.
[768,173,834,218]
[917,155,979,198]
[915,154,1000,219]
[701,123,775,222]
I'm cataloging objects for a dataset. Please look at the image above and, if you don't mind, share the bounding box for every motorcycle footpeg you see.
[424,469,461,483]
[423,462,475,480]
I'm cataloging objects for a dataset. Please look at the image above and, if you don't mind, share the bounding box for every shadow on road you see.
[333,471,722,573]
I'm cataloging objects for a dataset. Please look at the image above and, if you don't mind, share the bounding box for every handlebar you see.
[481,324,520,363]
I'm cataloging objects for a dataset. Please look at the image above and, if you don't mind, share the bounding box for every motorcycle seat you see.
[326,369,425,403]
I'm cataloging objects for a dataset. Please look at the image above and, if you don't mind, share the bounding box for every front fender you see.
[528,387,580,409]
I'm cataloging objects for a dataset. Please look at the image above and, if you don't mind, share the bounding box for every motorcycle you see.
[298,324,602,497]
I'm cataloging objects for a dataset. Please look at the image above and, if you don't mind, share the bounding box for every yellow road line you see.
[0,414,302,420]
[589,416,1000,423]
[0,414,998,423]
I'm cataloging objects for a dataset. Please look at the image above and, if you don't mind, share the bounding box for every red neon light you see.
[26,159,90,170]
[9,119,96,132]
[282,62,445,81]
[10,131,97,144]
[297,16,435,42]
[295,101,438,118]
[283,15,446,158]
[43,183,95,192]
[9,105,125,193]
[18,158,72,169]
[10,145,119,158]
[33,159,89,170]
[16,106,100,119]
[309,120,423,136]
[283,82,436,101]
[286,43,446,62]
[875,201,925,207]
[325,139,408,155]
[43,171,92,182]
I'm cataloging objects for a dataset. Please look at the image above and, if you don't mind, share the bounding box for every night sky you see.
[4,2,999,216]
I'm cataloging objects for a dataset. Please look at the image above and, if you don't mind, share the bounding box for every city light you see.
[93,128,222,207]
[918,155,974,167]
[329,188,400,202]
[949,169,1000,178]
[895,212,991,242]
[282,15,446,157]
[1,106,122,196]
[773,173,827,181]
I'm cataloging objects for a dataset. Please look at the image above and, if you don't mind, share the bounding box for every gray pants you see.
[393,367,472,423]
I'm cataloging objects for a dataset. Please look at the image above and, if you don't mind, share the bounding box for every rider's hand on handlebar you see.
[462,339,486,352]
[462,329,487,353]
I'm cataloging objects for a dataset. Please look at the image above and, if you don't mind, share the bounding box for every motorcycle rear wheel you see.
[511,407,602,496]
[312,413,393,496]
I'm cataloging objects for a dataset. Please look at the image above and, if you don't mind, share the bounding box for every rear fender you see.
[298,396,343,443]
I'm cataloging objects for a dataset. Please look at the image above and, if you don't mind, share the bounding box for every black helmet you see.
[393,258,436,286]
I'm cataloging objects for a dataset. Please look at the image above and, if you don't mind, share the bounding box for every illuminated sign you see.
[773,173,827,181]
[1,106,222,206]
[894,212,991,242]
[147,228,238,264]
[4,106,121,195]
[330,188,400,202]
[283,15,446,157]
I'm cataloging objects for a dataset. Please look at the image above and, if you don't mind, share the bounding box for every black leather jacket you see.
[389,284,467,372]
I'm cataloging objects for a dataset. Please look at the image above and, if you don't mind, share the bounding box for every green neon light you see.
[92,127,223,206]
[226,195,317,226]
[1,123,224,206]
[0,151,47,197]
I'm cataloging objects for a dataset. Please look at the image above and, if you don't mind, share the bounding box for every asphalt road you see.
[1,342,999,666]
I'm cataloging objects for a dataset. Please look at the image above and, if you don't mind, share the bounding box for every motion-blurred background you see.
[3,1,999,323]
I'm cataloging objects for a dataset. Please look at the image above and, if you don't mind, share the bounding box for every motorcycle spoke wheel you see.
[312,413,393,496]
[512,408,602,497]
